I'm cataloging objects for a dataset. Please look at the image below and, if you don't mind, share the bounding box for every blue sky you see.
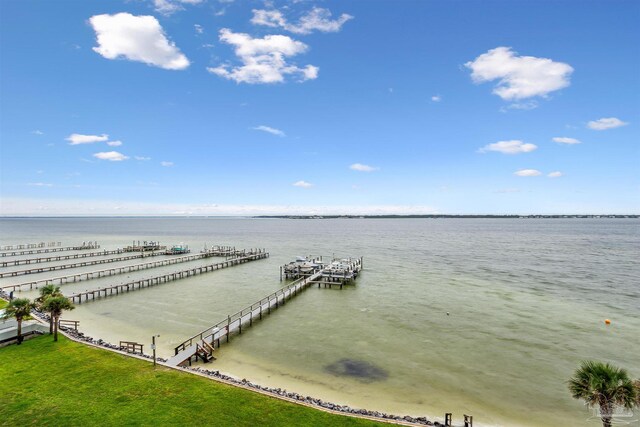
[0,0,638,215]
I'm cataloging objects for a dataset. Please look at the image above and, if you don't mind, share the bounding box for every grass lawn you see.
[0,299,7,310]
[0,335,386,426]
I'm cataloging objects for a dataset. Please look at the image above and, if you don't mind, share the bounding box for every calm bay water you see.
[1,217,638,426]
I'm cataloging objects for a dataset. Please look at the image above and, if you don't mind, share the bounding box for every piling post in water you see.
[445,413,452,427]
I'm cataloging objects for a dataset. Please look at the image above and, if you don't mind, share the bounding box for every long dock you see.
[1,248,133,267]
[169,270,322,367]
[0,243,100,258]
[0,251,167,278]
[67,252,269,304]
[3,252,214,291]
[170,257,363,366]
[0,241,61,251]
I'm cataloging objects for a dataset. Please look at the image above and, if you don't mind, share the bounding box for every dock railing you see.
[174,272,316,355]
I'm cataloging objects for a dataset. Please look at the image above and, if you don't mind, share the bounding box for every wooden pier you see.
[169,256,363,366]
[67,252,269,304]
[0,241,61,251]
[0,243,100,258]
[124,241,165,252]
[0,248,131,267]
[2,249,268,292]
[4,252,211,291]
[169,270,322,366]
[202,246,266,257]
[0,250,167,278]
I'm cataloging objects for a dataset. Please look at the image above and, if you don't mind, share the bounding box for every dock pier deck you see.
[0,243,100,258]
[170,256,363,366]
[0,241,61,251]
[1,248,132,267]
[0,250,169,278]
[169,270,322,366]
[1,249,266,292]
[68,251,269,304]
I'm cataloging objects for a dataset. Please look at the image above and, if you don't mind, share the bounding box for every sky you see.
[0,0,638,216]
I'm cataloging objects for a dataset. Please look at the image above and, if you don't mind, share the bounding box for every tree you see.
[568,360,638,427]
[35,284,63,334]
[0,298,36,344]
[41,296,74,342]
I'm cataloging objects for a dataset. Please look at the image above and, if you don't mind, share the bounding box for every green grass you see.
[0,335,385,426]
[0,299,7,309]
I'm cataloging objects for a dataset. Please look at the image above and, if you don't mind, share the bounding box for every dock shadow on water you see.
[324,358,389,383]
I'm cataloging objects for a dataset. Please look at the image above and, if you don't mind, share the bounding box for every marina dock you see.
[0,250,167,278]
[1,249,266,291]
[68,252,269,304]
[1,248,133,267]
[170,257,362,366]
[0,241,61,251]
[0,242,100,258]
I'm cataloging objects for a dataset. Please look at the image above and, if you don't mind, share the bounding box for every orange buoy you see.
[605,319,611,325]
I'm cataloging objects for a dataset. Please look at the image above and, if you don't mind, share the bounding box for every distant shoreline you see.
[252,214,639,219]
[0,214,638,219]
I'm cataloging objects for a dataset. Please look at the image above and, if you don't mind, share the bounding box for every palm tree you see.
[0,298,36,344]
[41,296,74,342]
[35,284,63,334]
[568,360,638,427]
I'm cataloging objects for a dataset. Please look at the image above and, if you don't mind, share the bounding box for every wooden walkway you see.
[171,270,322,365]
[0,251,167,278]
[0,243,100,258]
[68,252,269,304]
[0,241,61,251]
[2,251,212,291]
[0,248,131,267]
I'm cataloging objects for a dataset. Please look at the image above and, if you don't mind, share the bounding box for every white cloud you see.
[552,137,581,144]
[161,161,174,167]
[480,140,537,154]
[251,7,353,34]
[465,47,573,100]
[514,169,542,177]
[194,24,204,34]
[90,13,190,70]
[153,0,203,16]
[253,125,286,137]
[494,188,520,194]
[350,163,379,172]
[66,133,109,145]
[207,29,318,84]
[32,130,44,135]
[548,171,563,178]
[431,95,441,102]
[135,156,151,161]
[106,140,123,147]
[27,182,54,187]
[293,180,313,188]
[587,117,628,130]
[499,101,539,112]
[93,151,129,161]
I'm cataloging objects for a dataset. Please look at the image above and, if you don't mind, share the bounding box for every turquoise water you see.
[1,217,638,426]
